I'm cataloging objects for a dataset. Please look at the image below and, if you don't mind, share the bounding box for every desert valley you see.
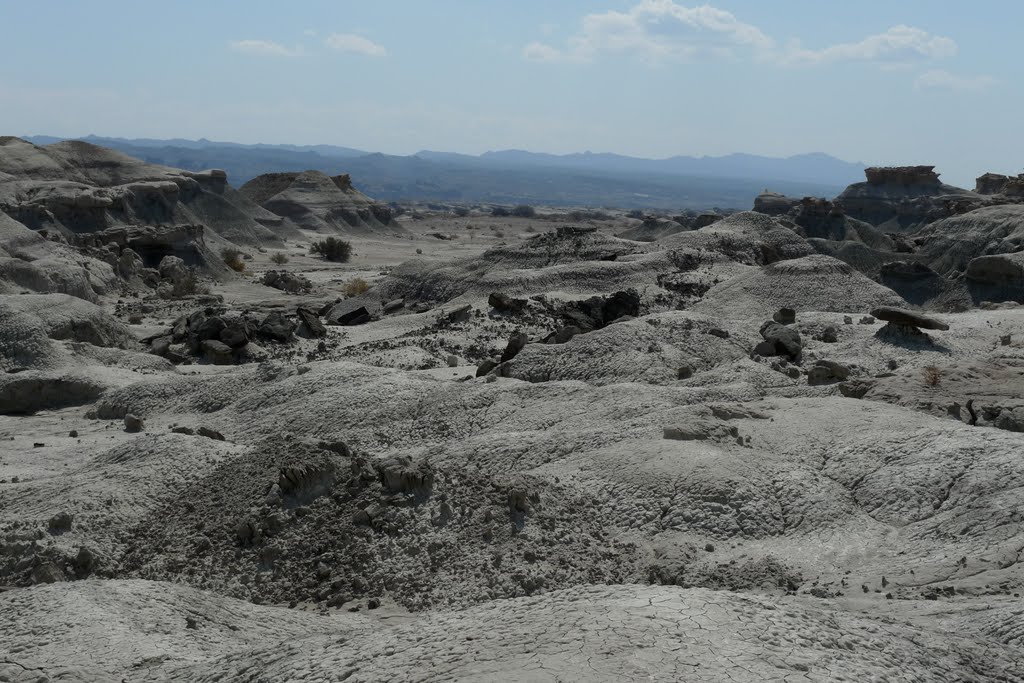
[0,132,1022,681]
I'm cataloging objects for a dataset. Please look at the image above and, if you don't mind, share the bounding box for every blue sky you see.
[1,0,1019,185]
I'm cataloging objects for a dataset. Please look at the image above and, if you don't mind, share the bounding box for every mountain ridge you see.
[21,135,864,209]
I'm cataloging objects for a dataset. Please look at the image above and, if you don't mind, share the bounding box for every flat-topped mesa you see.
[834,165,982,232]
[975,172,1024,197]
[976,172,1011,195]
[238,169,405,236]
[864,166,941,186]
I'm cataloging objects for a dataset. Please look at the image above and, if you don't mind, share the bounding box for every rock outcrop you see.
[239,171,406,237]
[833,165,984,231]
[975,172,1024,197]
[0,138,293,288]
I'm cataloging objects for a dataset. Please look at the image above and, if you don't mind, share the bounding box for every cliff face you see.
[239,170,406,237]
[834,166,984,232]
[0,137,292,251]
[976,172,1024,198]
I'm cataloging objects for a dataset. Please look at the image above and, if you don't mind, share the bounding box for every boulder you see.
[500,333,529,363]
[965,252,1024,300]
[258,311,296,342]
[807,360,850,385]
[446,304,472,323]
[488,292,528,314]
[124,413,144,432]
[870,307,949,331]
[219,320,252,349]
[772,307,796,325]
[325,298,382,326]
[201,339,234,365]
[192,315,226,341]
[382,298,405,314]
[296,307,326,338]
[158,255,189,283]
[755,321,802,360]
[476,359,498,377]
[262,270,312,294]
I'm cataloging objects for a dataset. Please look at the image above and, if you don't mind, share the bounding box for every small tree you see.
[510,204,536,218]
[453,206,471,217]
[491,206,510,217]
[310,237,352,263]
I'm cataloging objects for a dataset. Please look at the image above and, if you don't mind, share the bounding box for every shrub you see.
[491,206,510,217]
[416,248,423,255]
[269,252,289,265]
[344,277,370,297]
[221,247,245,272]
[510,204,536,218]
[453,206,471,217]
[170,266,204,298]
[311,237,352,263]
[923,366,941,387]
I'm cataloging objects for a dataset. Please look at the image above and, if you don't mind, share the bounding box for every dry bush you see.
[311,237,352,263]
[269,252,289,265]
[221,247,245,272]
[923,366,941,387]
[170,267,205,298]
[344,277,370,297]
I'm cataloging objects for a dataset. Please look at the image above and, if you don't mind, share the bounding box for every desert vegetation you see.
[221,247,245,271]
[310,237,353,263]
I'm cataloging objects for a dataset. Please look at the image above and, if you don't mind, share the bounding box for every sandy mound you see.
[500,311,752,385]
[694,254,906,318]
[657,211,815,265]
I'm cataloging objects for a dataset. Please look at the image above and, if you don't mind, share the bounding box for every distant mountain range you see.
[23,135,866,210]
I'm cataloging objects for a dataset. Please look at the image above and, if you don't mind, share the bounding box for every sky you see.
[1,0,1020,186]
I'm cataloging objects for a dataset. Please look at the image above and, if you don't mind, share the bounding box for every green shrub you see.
[310,237,352,263]
[269,252,289,265]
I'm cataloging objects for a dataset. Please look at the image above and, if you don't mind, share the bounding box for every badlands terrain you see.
[1,136,1024,681]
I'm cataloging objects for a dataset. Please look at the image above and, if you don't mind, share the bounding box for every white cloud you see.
[325,33,387,57]
[915,69,996,92]
[525,4,959,74]
[229,40,304,58]
[783,25,957,66]
[523,0,773,63]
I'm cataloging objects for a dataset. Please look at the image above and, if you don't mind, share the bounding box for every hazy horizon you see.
[3,0,1021,187]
